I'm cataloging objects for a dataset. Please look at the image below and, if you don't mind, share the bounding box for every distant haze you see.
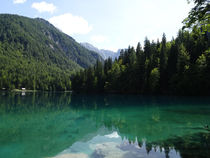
[81,42,121,60]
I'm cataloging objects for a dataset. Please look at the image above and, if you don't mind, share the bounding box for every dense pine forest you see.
[71,0,210,95]
[72,30,209,95]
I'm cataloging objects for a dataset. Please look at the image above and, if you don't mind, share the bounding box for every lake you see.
[0,92,210,158]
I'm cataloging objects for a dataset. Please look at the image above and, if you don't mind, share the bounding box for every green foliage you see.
[0,14,102,90]
[71,28,209,95]
[148,68,160,92]
[183,0,209,30]
[177,44,190,74]
[159,33,168,92]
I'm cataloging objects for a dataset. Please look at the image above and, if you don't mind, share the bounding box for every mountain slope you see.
[81,42,120,60]
[0,14,102,90]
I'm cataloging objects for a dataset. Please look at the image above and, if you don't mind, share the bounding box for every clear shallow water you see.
[0,92,210,158]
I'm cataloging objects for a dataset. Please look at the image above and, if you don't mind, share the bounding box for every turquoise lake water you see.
[0,92,210,158]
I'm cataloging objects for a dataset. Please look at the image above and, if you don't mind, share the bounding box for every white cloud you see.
[49,13,92,35]
[13,0,27,4]
[32,1,56,14]
[90,35,108,43]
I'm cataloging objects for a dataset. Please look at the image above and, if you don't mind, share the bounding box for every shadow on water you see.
[0,92,210,158]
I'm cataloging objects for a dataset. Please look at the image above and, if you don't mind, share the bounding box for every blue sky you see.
[1,0,194,51]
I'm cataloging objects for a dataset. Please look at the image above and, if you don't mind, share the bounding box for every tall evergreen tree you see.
[136,42,146,92]
[159,33,168,92]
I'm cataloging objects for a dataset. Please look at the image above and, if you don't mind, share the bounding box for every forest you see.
[0,0,209,94]
[71,29,209,95]
[71,0,210,95]
[0,14,101,91]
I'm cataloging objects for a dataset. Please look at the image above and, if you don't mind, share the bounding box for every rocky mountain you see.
[81,42,121,60]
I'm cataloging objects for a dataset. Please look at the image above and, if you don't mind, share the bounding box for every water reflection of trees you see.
[0,92,72,114]
[70,94,210,158]
[148,132,210,158]
[0,92,210,158]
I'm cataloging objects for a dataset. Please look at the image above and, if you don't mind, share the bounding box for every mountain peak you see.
[80,42,120,60]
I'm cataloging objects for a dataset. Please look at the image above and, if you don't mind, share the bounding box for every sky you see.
[1,0,194,51]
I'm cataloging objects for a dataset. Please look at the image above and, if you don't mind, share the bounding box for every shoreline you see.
[1,89,73,93]
[11,89,37,92]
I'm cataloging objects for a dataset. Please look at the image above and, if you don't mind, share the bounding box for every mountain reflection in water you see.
[53,131,181,158]
[0,92,209,158]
